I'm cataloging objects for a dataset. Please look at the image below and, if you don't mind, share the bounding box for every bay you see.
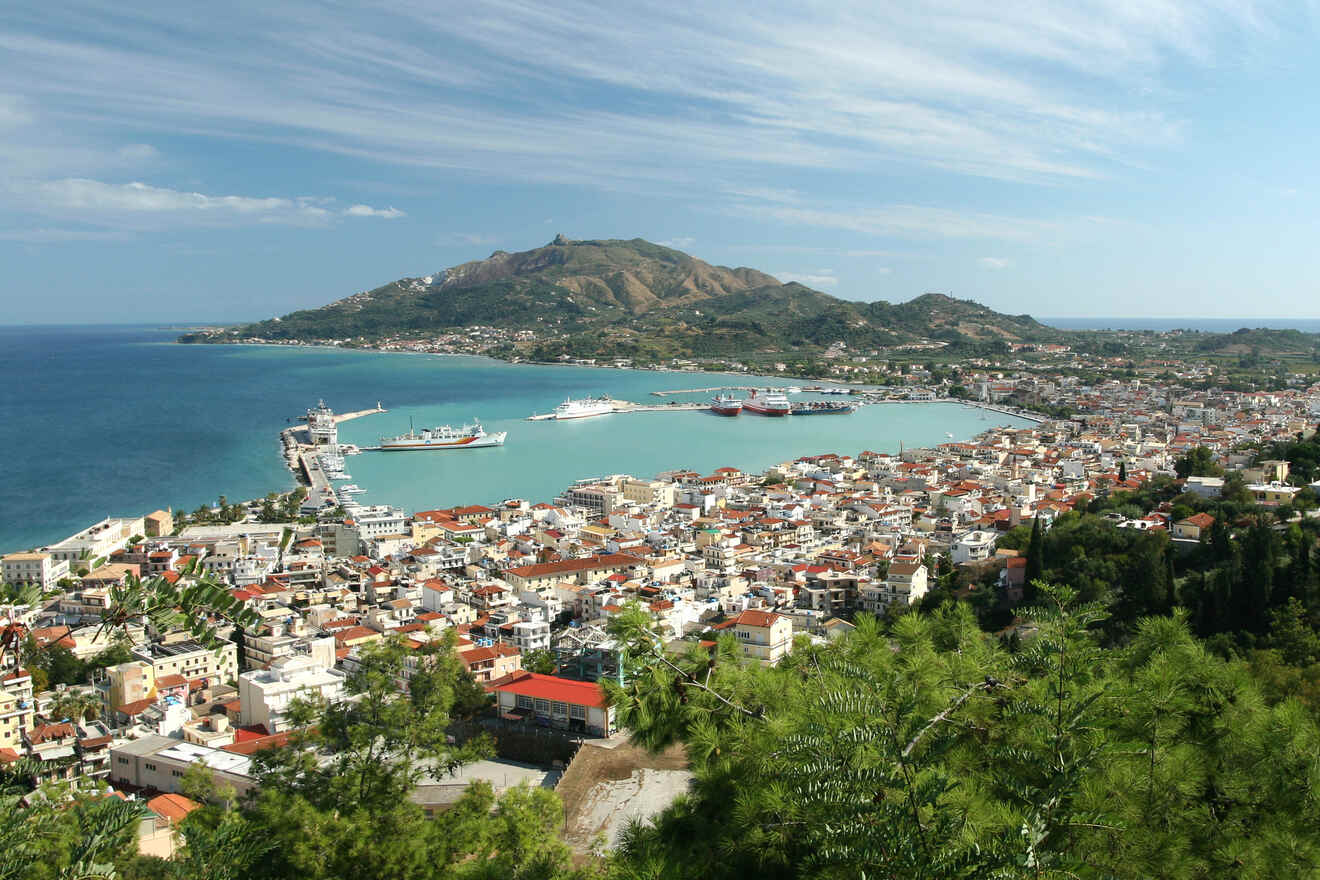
[0,325,1031,552]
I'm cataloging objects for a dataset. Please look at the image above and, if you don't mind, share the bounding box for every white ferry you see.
[552,396,615,420]
[379,420,507,450]
[743,390,792,416]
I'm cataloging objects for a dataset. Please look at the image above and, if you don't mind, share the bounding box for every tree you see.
[45,690,102,723]
[253,634,489,816]
[522,648,558,675]
[1118,459,1128,483]
[1174,446,1222,479]
[1023,515,1044,603]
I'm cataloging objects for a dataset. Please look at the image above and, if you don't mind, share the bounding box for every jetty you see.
[528,400,707,420]
[650,385,790,397]
[333,403,387,424]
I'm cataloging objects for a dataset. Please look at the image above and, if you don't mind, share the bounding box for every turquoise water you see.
[0,325,1030,551]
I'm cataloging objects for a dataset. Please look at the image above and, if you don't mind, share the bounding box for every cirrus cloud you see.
[5,178,405,229]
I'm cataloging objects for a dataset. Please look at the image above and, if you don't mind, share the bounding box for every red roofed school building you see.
[489,671,616,737]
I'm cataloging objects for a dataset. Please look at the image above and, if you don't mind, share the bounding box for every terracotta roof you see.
[147,794,199,823]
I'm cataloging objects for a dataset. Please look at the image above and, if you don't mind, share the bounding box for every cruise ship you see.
[552,396,615,420]
[379,420,507,450]
[709,394,742,416]
[743,390,791,416]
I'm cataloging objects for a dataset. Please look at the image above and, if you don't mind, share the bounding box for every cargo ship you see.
[552,396,615,420]
[743,390,791,416]
[790,401,857,415]
[710,394,742,416]
[379,420,507,450]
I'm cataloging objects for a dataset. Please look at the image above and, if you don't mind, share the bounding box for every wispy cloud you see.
[0,0,1288,196]
[978,256,1013,269]
[5,178,405,228]
[779,270,840,288]
[344,204,405,219]
[658,236,696,249]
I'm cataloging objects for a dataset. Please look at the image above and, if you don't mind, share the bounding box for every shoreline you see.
[3,342,1039,553]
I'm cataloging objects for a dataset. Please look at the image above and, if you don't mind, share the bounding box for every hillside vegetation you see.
[185,236,1056,359]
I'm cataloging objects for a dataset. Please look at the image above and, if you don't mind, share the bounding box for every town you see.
[4,359,1319,857]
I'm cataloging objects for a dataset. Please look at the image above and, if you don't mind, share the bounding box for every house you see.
[488,671,616,736]
[881,560,929,608]
[951,531,997,565]
[716,609,794,666]
[1172,513,1215,541]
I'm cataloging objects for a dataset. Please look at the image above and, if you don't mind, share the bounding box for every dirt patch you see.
[557,741,691,854]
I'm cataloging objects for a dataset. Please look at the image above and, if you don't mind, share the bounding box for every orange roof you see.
[147,793,199,823]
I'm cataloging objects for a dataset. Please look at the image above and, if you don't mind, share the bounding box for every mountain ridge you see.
[184,236,1053,359]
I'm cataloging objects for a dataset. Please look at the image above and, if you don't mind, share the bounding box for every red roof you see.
[147,793,199,823]
[488,671,607,708]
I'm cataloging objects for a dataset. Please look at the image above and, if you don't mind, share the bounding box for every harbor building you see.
[306,400,338,447]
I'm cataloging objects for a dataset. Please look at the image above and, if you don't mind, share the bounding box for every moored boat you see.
[743,390,791,416]
[379,420,507,450]
[710,394,742,416]
[790,401,857,415]
[552,396,615,419]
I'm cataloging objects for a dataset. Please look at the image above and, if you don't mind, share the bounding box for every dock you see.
[334,403,387,424]
[650,385,789,397]
[527,400,707,420]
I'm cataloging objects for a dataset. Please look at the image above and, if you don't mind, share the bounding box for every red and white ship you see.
[710,394,742,416]
[742,390,791,416]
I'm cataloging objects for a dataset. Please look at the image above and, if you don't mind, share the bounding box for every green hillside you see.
[182,236,1054,359]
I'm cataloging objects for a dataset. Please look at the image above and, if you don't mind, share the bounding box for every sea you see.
[0,325,1031,553]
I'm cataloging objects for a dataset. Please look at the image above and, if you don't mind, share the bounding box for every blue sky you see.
[2,0,1318,323]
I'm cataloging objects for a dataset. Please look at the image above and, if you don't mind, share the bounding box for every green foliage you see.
[611,589,1320,880]
[522,648,559,674]
[1174,445,1223,479]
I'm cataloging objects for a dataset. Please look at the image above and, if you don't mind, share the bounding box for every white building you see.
[2,552,69,590]
[951,531,997,565]
[237,653,347,733]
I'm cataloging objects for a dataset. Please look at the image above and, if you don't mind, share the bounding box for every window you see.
[570,705,586,719]
[552,702,567,715]
[116,757,128,765]
[144,762,157,771]
[172,770,183,778]
[515,695,533,710]
[534,699,550,714]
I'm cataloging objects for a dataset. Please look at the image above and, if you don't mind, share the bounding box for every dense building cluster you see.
[3,373,1320,852]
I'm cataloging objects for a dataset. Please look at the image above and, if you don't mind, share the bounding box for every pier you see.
[650,385,791,397]
[527,400,708,420]
[333,403,387,424]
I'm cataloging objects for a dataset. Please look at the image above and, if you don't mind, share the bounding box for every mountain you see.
[186,236,1053,360]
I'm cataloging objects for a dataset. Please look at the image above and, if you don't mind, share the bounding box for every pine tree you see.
[1023,515,1044,603]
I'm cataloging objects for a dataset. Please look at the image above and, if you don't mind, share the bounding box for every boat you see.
[552,396,614,420]
[379,420,507,450]
[338,484,366,494]
[784,386,803,394]
[710,394,742,416]
[743,390,791,416]
[790,401,857,416]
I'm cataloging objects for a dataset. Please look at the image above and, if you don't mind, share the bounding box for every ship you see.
[710,394,742,416]
[379,420,507,450]
[743,390,791,416]
[552,396,615,420]
[790,400,857,415]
